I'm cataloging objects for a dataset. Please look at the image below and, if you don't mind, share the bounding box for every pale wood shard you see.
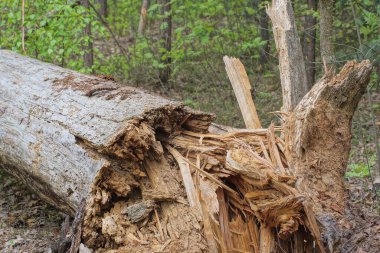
[166,145,200,210]
[217,188,233,253]
[259,225,274,253]
[223,56,262,129]
[267,123,286,173]
[197,176,219,252]
[247,218,260,253]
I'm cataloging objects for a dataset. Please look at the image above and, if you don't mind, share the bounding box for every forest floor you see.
[0,170,63,252]
[0,80,379,252]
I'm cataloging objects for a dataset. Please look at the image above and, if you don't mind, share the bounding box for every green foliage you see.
[335,0,380,64]
[346,155,376,178]
[0,0,107,73]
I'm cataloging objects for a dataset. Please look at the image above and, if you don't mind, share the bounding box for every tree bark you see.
[138,0,150,35]
[302,0,318,89]
[159,0,172,84]
[285,60,372,252]
[319,0,336,72]
[266,0,309,111]
[82,0,94,70]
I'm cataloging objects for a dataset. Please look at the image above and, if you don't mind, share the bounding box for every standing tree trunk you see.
[138,0,150,35]
[159,0,172,84]
[98,0,107,17]
[319,0,336,72]
[253,0,270,65]
[259,11,270,64]
[302,0,318,89]
[82,0,94,70]
[266,0,309,111]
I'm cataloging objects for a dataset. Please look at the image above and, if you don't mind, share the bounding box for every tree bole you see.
[0,50,212,252]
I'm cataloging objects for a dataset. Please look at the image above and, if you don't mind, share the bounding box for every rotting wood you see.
[286,60,372,252]
[223,56,262,129]
[259,225,273,253]
[266,1,374,250]
[168,123,326,253]
[166,145,201,210]
[0,50,373,253]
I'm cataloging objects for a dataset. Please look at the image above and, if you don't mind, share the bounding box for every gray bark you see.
[319,0,336,72]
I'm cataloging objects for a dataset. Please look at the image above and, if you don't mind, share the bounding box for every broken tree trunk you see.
[0,50,212,252]
[266,1,376,252]
[0,49,374,253]
[223,56,262,129]
[0,50,326,252]
[286,60,373,252]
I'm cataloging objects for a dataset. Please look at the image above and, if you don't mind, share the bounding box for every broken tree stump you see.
[286,60,373,252]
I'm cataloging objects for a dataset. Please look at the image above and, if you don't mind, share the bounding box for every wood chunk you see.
[217,189,233,252]
[166,145,201,210]
[223,56,262,129]
[122,200,156,223]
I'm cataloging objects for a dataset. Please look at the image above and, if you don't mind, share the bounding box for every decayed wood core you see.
[78,119,326,252]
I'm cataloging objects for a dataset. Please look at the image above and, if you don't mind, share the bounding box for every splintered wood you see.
[223,56,262,129]
[168,126,325,253]
[2,51,373,253]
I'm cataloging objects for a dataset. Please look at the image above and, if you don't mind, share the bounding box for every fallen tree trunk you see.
[0,49,373,253]
[0,50,213,252]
